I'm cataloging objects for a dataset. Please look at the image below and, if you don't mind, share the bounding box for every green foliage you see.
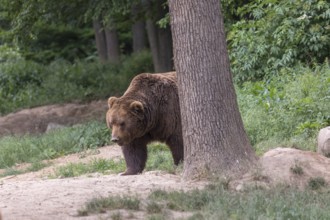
[0,121,111,169]
[0,44,23,62]
[1,0,136,58]
[0,50,153,115]
[22,24,95,63]
[237,63,330,154]
[228,0,330,82]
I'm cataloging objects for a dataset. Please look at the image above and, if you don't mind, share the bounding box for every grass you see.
[78,196,140,216]
[79,182,330,219]
[0,121,111,169]
[51,158,126,178]
[0,123,176,178]
[0,161,50,178]
[52,143,176,178]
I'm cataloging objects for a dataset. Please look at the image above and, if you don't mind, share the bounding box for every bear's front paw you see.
[119,169,141,176]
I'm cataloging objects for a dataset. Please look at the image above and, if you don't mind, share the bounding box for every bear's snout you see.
[111,136,119,143]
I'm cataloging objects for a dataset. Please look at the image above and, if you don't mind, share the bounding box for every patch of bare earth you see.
[0,100,108,136]
[1,102,330,219]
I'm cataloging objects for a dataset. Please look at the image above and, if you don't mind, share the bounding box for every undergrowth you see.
[237,63,330,155]
[0,50,153,115]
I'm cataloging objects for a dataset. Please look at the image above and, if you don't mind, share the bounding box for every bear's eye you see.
[120,122,125,127]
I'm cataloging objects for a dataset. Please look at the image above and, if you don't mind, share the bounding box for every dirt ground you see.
[0,102,329,220]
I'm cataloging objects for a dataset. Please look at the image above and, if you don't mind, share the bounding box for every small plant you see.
[148,215,166,220]
[111,211,122,220]
[290,163,304,175]
[188,213,205,220]
[78,196,140,216]
[146,201,162,214]
[308,177,327,190]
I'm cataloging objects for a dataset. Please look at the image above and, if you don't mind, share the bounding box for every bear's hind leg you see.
[121,142,147,175]
[166,135,184,165]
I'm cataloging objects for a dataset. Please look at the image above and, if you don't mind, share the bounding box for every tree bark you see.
[104,27,120,63]
[157,25,173,72]
[168,0,257,179]
[93,20,108,63]
[132,3,147,53]
[146,19,161,71]
[132,20,147,53]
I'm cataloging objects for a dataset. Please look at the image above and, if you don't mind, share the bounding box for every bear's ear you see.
[130,101,144,114]
[108,97,118,109]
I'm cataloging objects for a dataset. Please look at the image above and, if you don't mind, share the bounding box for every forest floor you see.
[0,101,329,220]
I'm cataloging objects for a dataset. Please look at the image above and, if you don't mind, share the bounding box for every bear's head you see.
[106,97,145,146]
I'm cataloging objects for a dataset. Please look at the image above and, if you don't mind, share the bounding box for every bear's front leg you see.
[120,142,147,175]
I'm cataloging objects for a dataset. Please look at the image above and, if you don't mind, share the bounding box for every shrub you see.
[228,0,330,82]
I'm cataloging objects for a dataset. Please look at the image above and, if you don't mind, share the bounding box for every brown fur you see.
[106,72,183,175]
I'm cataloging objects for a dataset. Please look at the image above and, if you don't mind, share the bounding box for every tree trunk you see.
[145,0,173,72]
[146,19,161,71]
[104,27,120,63]
[132,3,147,53]
[157,25,173,72]
[132,20,147,53]
[93,20,108,63]
[168,0,257,179]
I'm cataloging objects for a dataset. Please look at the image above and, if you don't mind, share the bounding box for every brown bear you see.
[106,71,183,175]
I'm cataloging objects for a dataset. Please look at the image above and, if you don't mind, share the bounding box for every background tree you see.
[131,1,147,53]
[168,0,257,179]
[145,0,173,72]
[0,0,174,69]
